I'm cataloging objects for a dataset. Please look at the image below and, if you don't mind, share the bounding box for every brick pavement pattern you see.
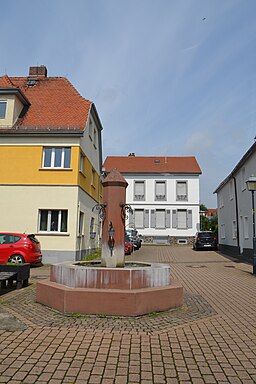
[0,246,256,383]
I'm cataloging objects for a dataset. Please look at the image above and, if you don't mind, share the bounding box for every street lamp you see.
[246,175,256,275]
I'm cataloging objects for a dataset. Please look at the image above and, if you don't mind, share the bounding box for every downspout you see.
[232,175,240,253]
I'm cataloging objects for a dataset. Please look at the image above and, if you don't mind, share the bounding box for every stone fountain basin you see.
[50,261,171,290]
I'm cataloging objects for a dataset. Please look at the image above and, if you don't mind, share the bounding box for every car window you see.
[28,234,39,244]
[0,234,12,244]
[13,236,21,243]
[199,232,215,238]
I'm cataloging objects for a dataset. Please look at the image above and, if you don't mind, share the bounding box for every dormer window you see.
[0,101,7,119]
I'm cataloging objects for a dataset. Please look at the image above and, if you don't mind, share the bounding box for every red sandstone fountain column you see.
[101,169,128,268]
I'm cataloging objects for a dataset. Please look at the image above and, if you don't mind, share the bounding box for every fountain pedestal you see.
[36,261,183,316]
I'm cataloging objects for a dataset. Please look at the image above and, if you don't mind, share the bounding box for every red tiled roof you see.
[104,156,202,174]
[0,75,92,132]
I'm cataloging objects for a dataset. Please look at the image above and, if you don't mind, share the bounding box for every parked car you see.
[193,231,217,251]
[0,233,42,264]
[125,228,142,250]
[125,234,133,255]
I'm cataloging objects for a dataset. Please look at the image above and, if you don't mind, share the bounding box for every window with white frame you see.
[39,210,68,232]
[172,209,192,229]
[79,152,85,173]
[155,181,166,201]
[155,209,166,229]
[134,181,145,201]
[219,193,224,209]
[89,118,93,139]
[177,209,187,229]
[43,147,71,169]
[244,216,249,239]
[0,100,7,119]
[220,224,225,239]
[232,220,237,239]
[176,181,188,201]
[229,179,234,200]
[91,168,96,186]
[135,209,144,229]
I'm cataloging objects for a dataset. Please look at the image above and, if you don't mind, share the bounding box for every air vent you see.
[154,159,160,163]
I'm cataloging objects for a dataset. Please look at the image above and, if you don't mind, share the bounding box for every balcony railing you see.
[177,195,188,201]
[155,195,166,201]
[134,194,145,201]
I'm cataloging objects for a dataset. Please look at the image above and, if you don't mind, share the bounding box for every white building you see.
[214,141,256,260]
[104,155,202,245]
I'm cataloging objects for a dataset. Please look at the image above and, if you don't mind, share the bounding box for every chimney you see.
[29,65,47,77]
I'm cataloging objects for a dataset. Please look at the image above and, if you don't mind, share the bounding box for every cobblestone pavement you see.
[0,246,256,383]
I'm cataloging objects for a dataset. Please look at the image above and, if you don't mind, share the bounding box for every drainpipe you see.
[232,175,240,253]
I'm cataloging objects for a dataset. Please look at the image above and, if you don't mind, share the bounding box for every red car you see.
[125,235,133,255]
[0,233,42,264]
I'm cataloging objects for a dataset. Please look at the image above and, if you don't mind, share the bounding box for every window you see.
[229,179,234,200]
[151,209,171,229]
[131,209,149,229]
[89,118,93,138]
[220,224,225,239]
[155,209,166,229]
[244,216,249,239]
[135,209,144,229]
[176,181,188,201]
[91,168,96,186]
[43,147,71,169]
[155,181,166,201]
[0,101,7,119]
[134,181,145,201]
[93,128,97,147]
[232,220,237,239]
[78,211,84,236]
[172,209,192,229]
[79,153,85,173]
[39,210,68,232]
[177,209,187,229]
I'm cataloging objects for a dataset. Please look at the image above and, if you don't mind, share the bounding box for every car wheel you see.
[9,254,25,264]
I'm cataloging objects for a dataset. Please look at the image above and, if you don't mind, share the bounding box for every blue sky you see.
[1,0,256,207]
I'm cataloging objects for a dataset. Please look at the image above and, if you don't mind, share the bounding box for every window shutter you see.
[187,210,192,228]
[151,210,156,228]
[166,210,171,228]
[144,209,149,228]
[129,211,135,227]
[172,210,177,228]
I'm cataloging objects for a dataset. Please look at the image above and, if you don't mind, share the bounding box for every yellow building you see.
[0,66,103,263]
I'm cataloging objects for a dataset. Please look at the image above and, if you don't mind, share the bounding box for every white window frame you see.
[155,181,166,201]
[220,224,225,239]
[42,147,71,169]
[232,220,237,239]
[155,209,166,229]
[229,179,234,200]
[134,209,144,229]
[134,181,145,201]
[38,209,68,233]
[79,152,85,174]
[177,209,187,229]
[244,216,249,239]
[0,100,7,119]
[176,181,188,201]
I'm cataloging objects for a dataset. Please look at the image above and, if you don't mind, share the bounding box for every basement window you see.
[0,101,7,119]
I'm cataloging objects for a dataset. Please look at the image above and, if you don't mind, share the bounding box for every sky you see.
[1,0,256,207]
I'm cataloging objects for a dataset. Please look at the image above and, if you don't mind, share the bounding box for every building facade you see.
[0,66,103,263]
[214,141,256,260]
[104,155,202,244]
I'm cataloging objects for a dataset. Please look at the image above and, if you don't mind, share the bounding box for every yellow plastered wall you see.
[0,145,79,185]
[77,153,101,202]
[0,144,102,202]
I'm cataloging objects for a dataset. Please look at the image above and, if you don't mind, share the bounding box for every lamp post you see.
[246,175,256,275]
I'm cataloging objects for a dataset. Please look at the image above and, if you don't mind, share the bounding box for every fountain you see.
[36,169,183,316]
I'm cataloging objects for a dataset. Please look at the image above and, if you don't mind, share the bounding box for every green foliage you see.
[82,248,101,261]
[200,204,208,212]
